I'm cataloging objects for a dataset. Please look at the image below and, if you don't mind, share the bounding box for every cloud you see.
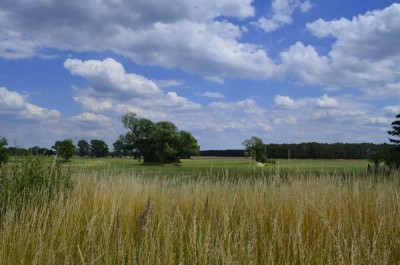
[274,95,295,108]
[0,86,60,120]
[0,86,26,109]
[316,94,338,108]
[278,42,330,84]
[196,91,225,98]
[69,112,111,125]
[383,105,400,115]
[0,0,280,79]
[154,79,185,88]
[157,92,202,110]
[366,117,393,126]
[302,3,400,91]
[253,0,312,32]
[64,58,162,99]
[205,76,225,84]
[21,103,60,120]
[66,58,201,120]
[73,93,113,112]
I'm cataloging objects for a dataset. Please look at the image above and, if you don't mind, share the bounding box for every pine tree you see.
[388,113,400,145]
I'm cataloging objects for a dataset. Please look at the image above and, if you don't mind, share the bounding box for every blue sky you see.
[0,0,399,150]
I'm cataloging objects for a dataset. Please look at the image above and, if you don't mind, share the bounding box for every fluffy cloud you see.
[278,42,331,84]
[254,0,312,32]
[0,86,60,120]
[0,0,279,79]
[0,86,26,109]
[67,58,201,121]
[274,95,295,108]
[65,58,162,99]
[302,3,400,91]
[21,103,60,120]
[316,94,338,108]
[274,94,338,109]
[154,92,202,110]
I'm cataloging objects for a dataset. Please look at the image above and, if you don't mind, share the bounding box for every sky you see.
[0,0,399,150]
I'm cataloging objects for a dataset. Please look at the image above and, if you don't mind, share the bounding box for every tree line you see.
[0,112,200,165]
[1,112,399,167]
[201,143,394,159]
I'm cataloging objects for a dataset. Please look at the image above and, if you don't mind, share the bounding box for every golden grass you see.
[1,170,399,264]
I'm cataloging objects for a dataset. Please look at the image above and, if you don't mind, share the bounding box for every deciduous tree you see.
[90,139,109,157]
[57,139,76,162]
[77,140,90,157]
[242,136,267,163]
[121,112,199,164]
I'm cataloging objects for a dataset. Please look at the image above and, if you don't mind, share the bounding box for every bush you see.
[0,155,73,220]
[0,137,8,166]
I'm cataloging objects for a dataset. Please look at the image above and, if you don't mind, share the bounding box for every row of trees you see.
[240,113,400,168]
[52,139,110,161]
[1,112,399,166]
[202,143,394,159]
[1,112,200,164]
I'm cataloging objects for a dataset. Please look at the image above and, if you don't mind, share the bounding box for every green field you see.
[68,156,370,178]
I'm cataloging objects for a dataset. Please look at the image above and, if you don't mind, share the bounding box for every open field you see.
[67,156,369,178]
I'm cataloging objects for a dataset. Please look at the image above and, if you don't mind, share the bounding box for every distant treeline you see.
[201,143,394,159]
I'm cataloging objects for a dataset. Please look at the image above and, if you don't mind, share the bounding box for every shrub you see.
[0,137,8,166]
[0,155,73,220]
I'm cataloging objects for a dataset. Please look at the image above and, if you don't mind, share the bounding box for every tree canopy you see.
[77,140,90,157]
[242,136,267,163]
[90,139,109,157]
[121,112,199,164]
[57,139,76,161]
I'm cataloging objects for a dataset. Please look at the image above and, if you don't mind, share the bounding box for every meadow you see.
[1,157,399,264]
[69,156,369,177]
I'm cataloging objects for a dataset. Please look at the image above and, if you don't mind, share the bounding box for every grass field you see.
[2,156,398,264]
[67,156,370,178]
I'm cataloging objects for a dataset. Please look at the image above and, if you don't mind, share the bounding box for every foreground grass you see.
[1,168,399,264]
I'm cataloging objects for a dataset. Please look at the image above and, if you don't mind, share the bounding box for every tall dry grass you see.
[0,169,399,264]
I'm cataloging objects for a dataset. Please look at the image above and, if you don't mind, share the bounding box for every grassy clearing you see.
[0,166,399,264]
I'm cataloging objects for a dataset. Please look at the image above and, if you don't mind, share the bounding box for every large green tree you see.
[0,137,9,166]
[121,112,199,164]
[178,130,200,158]
[242,136,267,163]
[77,140,90,157]
[90,139,109,157]
[57,139,76,162]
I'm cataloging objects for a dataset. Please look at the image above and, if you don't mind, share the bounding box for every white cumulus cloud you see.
[253,0,312,32]
[274,95,295,108]
[64,58,162,99]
